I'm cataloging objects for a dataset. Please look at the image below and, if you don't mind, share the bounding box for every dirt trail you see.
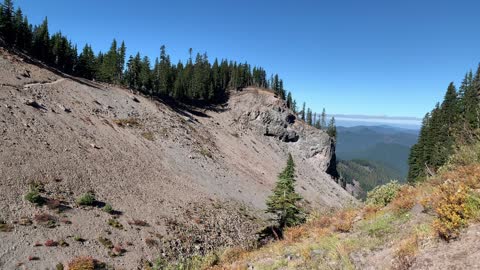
[23,78,65,89]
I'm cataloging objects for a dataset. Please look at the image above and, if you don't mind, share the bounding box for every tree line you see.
[0,0,336,135]
[408,65,480,183]
[0,0,284,104]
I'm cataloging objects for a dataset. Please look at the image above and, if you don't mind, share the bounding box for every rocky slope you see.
[0,49,354,269]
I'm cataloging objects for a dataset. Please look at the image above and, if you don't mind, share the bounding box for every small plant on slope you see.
[76,192,95,206]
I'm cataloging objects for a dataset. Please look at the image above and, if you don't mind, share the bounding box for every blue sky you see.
[15,0,480,118]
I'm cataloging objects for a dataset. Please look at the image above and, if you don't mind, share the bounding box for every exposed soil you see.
[0,49,353,269]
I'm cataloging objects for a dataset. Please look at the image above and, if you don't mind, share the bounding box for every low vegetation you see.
[114,118,141,128]
[365,180,401,206]
[66,256,107,270]
[107,218,123,229]
[141,131,155,141]
[0,219,14,232]
[102,204,113,214]
[214,141,480,269]
[24,187,43,205]
[76,192,95,206]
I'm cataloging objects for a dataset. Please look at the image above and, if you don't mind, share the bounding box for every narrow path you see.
[23,78,66,89]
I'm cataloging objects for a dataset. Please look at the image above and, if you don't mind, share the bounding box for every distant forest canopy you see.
[0,0,339,134]
[408,64,480,183]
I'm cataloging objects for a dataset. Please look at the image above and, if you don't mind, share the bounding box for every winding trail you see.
[23,78,65,89]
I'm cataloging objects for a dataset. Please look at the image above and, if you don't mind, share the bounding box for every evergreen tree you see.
[301,102,306,121]
[32,17,50,62]
[266,154,305,230]
[306,108,313,125]
[286,92,293,109]
[327,117,337,138]
[321,108,327,129]
[0,0,14,45]
[76,44,96,79]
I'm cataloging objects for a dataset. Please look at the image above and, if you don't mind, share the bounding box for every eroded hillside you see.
[0,49,353,269]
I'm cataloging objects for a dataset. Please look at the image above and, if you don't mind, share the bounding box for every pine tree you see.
[286,92,293,109]
[0,0,14,45]
[32,17,50,62]
[327,117,337,138]
[76,44,96,79]
[306,108,312,125]
[266,154,305,230]
[117,41,126,83]
[301,102,306,121]
[321,108,327,130]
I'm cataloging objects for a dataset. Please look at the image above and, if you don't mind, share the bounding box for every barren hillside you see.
[0,49,353,269]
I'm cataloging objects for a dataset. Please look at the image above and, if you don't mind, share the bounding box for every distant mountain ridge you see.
[336,125,418,177]
[336,125,419,197]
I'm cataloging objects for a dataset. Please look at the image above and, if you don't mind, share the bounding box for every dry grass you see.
[128,219,149,227]
[0,220,14,232]
[144,238,158,247]
[283,226,308,243]
[141,131,155,141]
[66,256,96,270]
[333,209,357,232]
[390,186,417,213]
[363,204,382,220]
[393,233,418,270]
[113,117,141,127]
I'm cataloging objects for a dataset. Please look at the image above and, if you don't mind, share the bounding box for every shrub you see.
[24,189,43,205]
[107,219,123,229]
[141,132,155,141]
[0,219,13,232]
[391,186,417,213]
[199,148,213,159]
[76,192,95,206]
[103,204,113,214]
[66,256,95,270]
[366,181,402,206]
[34,213,57,228]
[333,210,356,232]
[18,216,32,226]
[98,237,113,249]
[431,181,480,240]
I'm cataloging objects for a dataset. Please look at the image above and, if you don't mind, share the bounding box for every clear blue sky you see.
[15,0,480,118]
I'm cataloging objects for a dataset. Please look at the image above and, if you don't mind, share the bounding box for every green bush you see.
[24,189,43,205]
[366,181,401,206]
[76,192,95,206]
[103,204,113,214]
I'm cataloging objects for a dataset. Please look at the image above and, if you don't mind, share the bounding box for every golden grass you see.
[332,209,357,233]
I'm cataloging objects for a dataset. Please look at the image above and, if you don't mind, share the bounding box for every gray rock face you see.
[237,92,338,177]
